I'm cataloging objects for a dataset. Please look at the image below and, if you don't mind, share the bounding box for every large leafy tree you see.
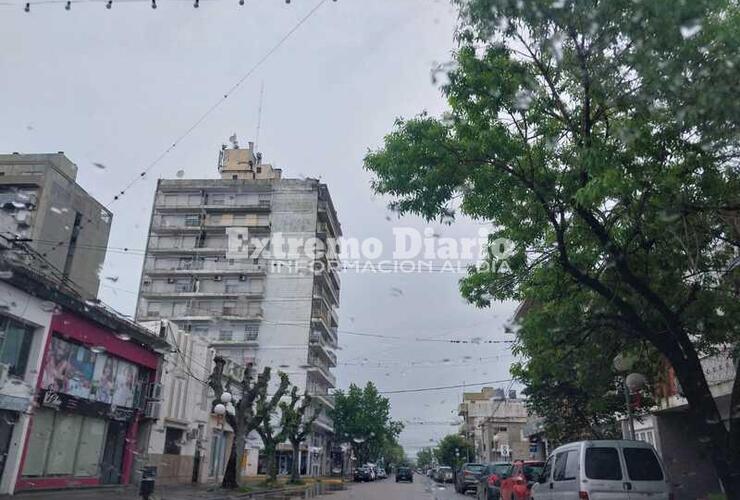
[365,0,740,493]
[434,434,475,469]
[416,447,435,469]
[278,387,320,484]
[331,382,404,465]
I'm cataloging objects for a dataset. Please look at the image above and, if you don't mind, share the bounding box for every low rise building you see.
[458,387,530,463]
[0,253,169,494]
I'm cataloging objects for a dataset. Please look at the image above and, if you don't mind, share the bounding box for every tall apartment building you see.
[135,141,341,476]
[0,152,112,298]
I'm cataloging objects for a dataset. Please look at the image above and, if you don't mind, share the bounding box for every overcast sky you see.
[1,0,519,454]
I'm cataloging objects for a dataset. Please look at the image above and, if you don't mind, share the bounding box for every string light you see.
[64,0,70,10]
[193,0,198,7]
[106,0,111,8]
[238,0,244,5]
[24,1,29,11]
[150,0,156,8]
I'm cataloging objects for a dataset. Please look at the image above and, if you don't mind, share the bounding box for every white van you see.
[531,440,672,500]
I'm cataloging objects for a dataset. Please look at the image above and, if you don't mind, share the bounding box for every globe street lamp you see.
[613,354,647,440]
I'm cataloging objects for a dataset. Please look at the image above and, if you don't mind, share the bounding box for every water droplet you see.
[680,19,702,39]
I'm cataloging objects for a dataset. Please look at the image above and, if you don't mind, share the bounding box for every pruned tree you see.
[255,371,291,485]
[207,356,284,489]
[279,386,320,484]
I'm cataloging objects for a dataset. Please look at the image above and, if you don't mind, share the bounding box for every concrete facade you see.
[0,153,112,298]
[458,388,530,463]
[135,142,341,477]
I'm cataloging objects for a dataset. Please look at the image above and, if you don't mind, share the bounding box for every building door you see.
[192,449,201,483]
[0,411,16,481]
[100,421,127,484]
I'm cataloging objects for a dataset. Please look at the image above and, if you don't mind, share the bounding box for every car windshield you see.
[439,467,452,472]
[492,464,512,475]
[466,464,485,472]
[523,465,544,481]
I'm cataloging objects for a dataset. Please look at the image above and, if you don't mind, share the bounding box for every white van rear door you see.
[583,446,630,500]
[621,446,671,500]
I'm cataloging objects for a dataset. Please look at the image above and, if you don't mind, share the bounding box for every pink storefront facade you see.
[15,311,160,492]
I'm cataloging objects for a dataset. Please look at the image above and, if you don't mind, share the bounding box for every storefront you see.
[16,312,159,491]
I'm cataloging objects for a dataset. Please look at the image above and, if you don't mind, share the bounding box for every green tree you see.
[416,448,435,469]
[331,382,404,465]
[434,434,474,469]
[364,0,740,493]
[255,372,291,485]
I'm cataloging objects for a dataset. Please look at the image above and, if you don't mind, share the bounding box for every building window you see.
[218,330,233,342]
[184,215,200,227]
[164,427,184,455]
[0,316,35,377]
[244,324,259,341]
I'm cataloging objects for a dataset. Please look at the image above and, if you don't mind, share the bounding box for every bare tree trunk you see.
[222,437,239,489]
[264,443,278,483]
[290,440,301,483]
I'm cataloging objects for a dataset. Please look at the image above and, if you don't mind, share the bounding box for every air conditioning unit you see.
[0,363,9,388]
[167,278,176,284]
[15,211,29,226]
[214,275,222,281]
[144,401,161,419]
[238,275,246,282]
[147,382,163,400]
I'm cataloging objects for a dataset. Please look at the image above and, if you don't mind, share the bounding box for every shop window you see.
[0,316,35,377]
[73,418,106,476]
[165,427,183,455]
[22,409,107,478]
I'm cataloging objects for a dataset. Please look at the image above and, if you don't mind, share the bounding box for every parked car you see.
[499,460,545,500]
[377,468,387,479]
[455,462,486,493]
[435,465,454,483]
[476,462,513,500]
[366,463,378,480]
[396,466,413,482]
[354,466,372,482]
[530,440,672,500]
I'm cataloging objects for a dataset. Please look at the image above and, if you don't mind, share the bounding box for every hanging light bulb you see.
[193,0,198,7]
[24,2,30,11]
[106,0,112,8]
[65,0,71,9]
[151,0,156,8]
[238,0,244,5]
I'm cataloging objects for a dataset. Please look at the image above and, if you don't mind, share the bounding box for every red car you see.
[499,460,545,500]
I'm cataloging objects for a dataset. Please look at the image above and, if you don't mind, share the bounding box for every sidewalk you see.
[3,479,344,500]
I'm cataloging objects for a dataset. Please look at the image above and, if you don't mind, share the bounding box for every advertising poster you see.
[40,337,72,393]
[92,354,118,404]
[111,360,138,408]
[66,343,95,399]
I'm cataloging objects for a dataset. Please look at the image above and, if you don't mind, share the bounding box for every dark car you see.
[476,462,513,500]
[455,462,486,493]
[395,466,413,482]
[354,466,372,482]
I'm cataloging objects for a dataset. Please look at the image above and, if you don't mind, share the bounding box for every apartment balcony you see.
[144,261,267,276]
[155,200,271,212]
[210,332,259,348]
[139,289,264,300]
[147,246,227,256]
[311,301,338,346]
[150,220,270,233]
[143,306,263,322]
[313,392,335,410]
[313,282,339,309]
[307,357,336,387]
[309,331,337,367]
[313,408,335,433]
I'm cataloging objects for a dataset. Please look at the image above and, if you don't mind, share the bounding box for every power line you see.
[378,378,514,395]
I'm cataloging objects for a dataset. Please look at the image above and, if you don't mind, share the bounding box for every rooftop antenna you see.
[254,80,265,152]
